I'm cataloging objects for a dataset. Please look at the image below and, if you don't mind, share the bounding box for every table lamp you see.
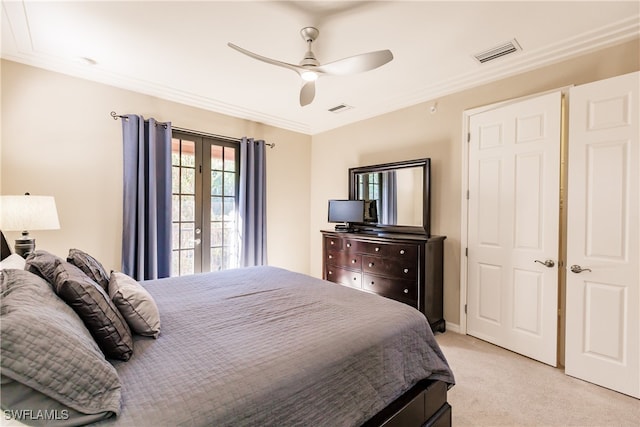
[0,193,60,257]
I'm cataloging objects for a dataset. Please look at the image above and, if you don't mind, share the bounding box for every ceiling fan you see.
[228,27,393,107]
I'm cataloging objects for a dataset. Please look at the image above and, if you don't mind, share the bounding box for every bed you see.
[1,252,454,427]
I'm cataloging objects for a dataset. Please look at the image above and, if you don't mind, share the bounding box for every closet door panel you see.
[565,71,639,398]
[467,91,561,366]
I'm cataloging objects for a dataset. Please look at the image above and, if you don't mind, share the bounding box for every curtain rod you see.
[110,111,169,129]
[110,111,275,148]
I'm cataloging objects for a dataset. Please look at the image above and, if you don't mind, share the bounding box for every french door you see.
[171,132,239,276]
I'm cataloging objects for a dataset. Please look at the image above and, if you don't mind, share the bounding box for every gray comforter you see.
[99,266,454,426]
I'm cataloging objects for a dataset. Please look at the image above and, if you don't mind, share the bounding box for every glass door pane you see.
[209,142,238,271]
[171,137,200,276]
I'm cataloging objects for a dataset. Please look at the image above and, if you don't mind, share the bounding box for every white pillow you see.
[0,253,26,270]
[108,271,161,338]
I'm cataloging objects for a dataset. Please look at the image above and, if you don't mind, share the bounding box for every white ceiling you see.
[2,1,639,135]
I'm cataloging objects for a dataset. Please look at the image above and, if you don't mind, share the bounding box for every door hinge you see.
[464,304,467,314]
[466,190,469,200]
[467,133,471,143]
[199,164,202,173]
[465,247,468,257]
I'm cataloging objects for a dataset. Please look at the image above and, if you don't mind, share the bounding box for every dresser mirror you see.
[349,158,430,236]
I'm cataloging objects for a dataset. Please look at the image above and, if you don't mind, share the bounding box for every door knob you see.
[570,265,592,274]
[534,259,555,268]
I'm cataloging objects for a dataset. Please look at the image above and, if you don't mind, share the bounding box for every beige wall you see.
[310,39,640,328]
[2,39,638,327]
[1,60,312,274]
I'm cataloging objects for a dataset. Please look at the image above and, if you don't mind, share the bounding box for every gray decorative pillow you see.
[67,248,110,291]
[53,260,134,361]
[24,249,64,284]
[0,269,121,418]
[109,271,161,338]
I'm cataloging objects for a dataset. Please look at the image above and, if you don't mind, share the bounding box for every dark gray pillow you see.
[24,249,64,284]
[67,248,110,291]
[0,269,121,419]
[53,260,134,361]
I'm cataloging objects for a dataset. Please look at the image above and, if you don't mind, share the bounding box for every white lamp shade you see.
[0,195,60,231]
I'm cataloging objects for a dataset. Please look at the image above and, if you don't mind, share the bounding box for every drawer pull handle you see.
[403,268,409,274]
[352,259,357,264]
[328,255,333,259]
[375,247,380,252]
[347,243,351,247]
[330,241,335,245]
[368,262,374,267]
[400,249,405,255]
[403,288,409,294]
[370,281,375,285]
[328,271,333,275]
[353,277,357,281]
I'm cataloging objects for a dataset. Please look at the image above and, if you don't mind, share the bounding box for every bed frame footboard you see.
[361,379,451,427]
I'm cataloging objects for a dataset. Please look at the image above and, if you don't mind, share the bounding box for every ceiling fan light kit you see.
[301,70,318,82]
[228,27,393,107]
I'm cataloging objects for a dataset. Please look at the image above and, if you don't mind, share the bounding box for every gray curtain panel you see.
[238,137,267,267]
[121,115,172,280]
[381,171,397,224]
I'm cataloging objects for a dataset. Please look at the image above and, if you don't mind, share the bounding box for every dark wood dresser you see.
[321,230,446,332]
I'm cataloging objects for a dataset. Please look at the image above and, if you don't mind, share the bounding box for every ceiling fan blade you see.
[316,49,393,75]
[228,42,305,75]
[300,81,316,106]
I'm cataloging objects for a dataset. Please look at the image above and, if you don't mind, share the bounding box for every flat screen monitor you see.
[328,200,364,224]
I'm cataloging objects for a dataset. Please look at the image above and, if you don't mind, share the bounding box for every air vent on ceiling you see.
[328,103,353,113]
[473,39,521,64]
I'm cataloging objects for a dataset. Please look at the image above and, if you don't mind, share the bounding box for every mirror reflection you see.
[354,167,424,227]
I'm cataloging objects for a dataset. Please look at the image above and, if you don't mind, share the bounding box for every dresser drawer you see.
[345,239,382,255]
[362,255,417,280]
[326,250,362,269]
[363,274,417,304]
[355,242,418,259]
[388,243,418,259]
[326,266,362,289]
[324,236,343,250]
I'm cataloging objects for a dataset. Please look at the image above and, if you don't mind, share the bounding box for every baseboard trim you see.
[444,322,461,334]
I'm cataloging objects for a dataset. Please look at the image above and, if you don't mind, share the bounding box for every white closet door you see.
[467,91,561,366]
[565,71,639,398]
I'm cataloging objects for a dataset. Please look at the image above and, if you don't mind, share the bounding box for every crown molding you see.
[2,5,638,136]
[312,15,639,135]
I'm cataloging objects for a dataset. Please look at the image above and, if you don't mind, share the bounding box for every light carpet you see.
[435,332,639,426]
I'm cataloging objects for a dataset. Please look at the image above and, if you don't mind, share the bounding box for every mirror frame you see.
[349,158,431,236]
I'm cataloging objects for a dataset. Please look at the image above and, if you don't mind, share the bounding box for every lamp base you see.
[15,232,35,258]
